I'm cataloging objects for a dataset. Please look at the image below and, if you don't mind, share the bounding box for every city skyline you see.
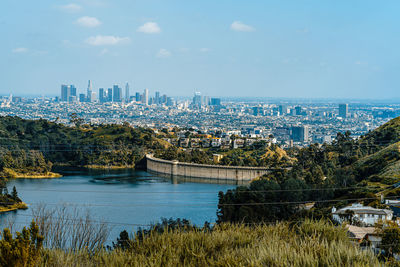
[2,1,400,99]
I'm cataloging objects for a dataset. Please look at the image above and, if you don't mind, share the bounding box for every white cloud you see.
[59,3,82,13]
[100,48,108,55]
[12,47,28,53]
[76,16,102,28]
[137,22,161,34]
[85,35,130,46]
[230,21,255,32]
[200,48,211,53]
[157,48,171,58]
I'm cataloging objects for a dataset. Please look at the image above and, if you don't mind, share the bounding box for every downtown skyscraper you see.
[125,83,130,102]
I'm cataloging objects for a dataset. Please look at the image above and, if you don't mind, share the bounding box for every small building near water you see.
[332,203,393,226]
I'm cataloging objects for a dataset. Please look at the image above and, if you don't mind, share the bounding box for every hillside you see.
[355,141,400,185]
[217,116,400,224]
[156,142,294,168]
[361,116,400,147]
[0,116,166,176]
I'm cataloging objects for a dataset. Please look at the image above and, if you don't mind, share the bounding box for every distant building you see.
[161,94,167,104]
[253,107,263,116]
[135,92,141,102]
[295,106,302,116]
[339,104,349,118]
[61,85,70,102]
[291,125,309,142]
[79,93,86,102]
[143,88,149,105]
[155,91,160,105]
[68,95,77,103]
[125,83,130,102]
[91,91,96,102]
[113,85,122,102]
[278,104,287,115]
[192,92,202,107]
[99,88,105,103]
[70,85,77,98]
[87,80,93,102]
[210,98,221,106]
[107,88,113,102]
[166,97,174,106]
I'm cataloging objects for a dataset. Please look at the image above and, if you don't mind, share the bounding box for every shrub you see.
[0,221,43,267]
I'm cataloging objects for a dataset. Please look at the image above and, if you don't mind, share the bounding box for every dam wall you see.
[146,154,273,181]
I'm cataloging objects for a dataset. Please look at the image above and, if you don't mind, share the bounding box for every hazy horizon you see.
[2,0,400,99]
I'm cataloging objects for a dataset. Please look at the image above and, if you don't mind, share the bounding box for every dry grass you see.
[40,219,381,267]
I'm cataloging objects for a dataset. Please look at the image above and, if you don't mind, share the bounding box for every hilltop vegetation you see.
[218,117,400,224]
[156,140,294,167]
[0,116,166,175]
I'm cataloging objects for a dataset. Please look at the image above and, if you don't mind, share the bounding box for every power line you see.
[13,185,390,195]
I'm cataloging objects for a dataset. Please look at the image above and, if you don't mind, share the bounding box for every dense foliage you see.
[0,116,166,174]
[0,221,43,267]
[218,117,400,224]
[156,141,293,167]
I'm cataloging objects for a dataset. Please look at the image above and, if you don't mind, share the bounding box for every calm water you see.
[0,169,236,242]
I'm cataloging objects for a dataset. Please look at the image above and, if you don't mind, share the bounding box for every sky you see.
[1,0,400,99]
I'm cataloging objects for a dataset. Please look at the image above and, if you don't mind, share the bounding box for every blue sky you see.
[1,0,400,98]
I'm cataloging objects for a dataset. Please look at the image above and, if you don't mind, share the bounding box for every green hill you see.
[360,116,400,149]
[0,116,166,177]
[354,141,400,185]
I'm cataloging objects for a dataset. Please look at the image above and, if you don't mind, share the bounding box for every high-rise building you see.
[192,92,202,107]
[278,104,287,115]
[155,91,160,105]
[166,97,174,106]
[339,104,349,118]
[107,88,113,102]
[113,85,122,102]
[91,91,96,102]
[210,98,221,106]
[162,94,167,104]
[295,106,302,116]
[202,96,210,106]
[135,92,141,102]
[70,85,77,98]
[143,88,149,105]
[87,80,93,102]
[253,107,263,116]
[61,85,70,102]
[125,83,130,102]
[79,93,86,102]
[291,126,309,142]
[99,88,105,103]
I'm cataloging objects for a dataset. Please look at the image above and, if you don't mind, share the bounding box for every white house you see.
[332,203,393,226]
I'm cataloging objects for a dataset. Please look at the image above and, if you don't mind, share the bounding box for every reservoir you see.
[0,168,236,242]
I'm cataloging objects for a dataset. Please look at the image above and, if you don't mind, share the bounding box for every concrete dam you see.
[146,154,275,181]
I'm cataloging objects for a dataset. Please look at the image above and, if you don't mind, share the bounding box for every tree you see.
[69,113,84,128]
[113,230,131,250]
[0,221,44,267]
[11,186,18,201]
[380,222,400,258]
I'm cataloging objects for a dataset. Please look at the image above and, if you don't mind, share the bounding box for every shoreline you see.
[1,168,62,179]
[83,164,136,170]
[53,163,137,170]
[13,172,62,179]
[0,202,28,213]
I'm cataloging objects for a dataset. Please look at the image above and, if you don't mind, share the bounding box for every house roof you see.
[346,225,376,240]
[333,203,393,216]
